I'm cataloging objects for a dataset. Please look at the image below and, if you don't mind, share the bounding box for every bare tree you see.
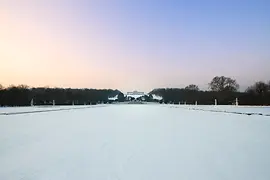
[0,84,3,90]
[17,84,29,89]
[209,76,239,92]
[185,84,200,91]
[246,81,268,95]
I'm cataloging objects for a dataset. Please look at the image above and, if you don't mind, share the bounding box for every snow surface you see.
[1,104,270,180]
[0,105,103,114]
[152,94,163,100]
[108,95,118,101]
[177,105,270,116]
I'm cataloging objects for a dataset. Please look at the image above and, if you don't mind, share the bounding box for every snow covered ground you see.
[1,104,270,180]
[175,105,270,116]
[0,105,104,114]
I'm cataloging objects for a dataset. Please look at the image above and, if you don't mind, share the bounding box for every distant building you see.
[126,91,145,100]
[108,91,162,102]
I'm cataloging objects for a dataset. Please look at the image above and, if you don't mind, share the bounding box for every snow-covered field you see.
[0,105,104,114]
[175,105,270,116]
[1,104,270,180]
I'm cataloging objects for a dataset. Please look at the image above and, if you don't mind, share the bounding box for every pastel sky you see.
[1,0,269,92]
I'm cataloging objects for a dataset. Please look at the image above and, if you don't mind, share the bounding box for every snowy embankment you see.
[0,104,270,180]
[0,105,106,115]
[169,105,270,116]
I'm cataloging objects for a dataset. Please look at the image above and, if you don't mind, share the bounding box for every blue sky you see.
[1,0,269,92]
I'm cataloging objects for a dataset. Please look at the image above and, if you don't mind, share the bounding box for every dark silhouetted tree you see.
[117,92,125,102]
[246,81,268,95]
[209,76,239,92]
[148,94,153,100]
[0,84,3,106]
[0,84,122,106]
[245,81,270,105]
[185,84,199,91]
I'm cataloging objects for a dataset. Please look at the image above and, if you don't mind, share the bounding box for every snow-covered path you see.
[1,105,270,180]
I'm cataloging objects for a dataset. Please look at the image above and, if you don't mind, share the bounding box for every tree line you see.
[1,76,270,106]
[150,76,270,105]
[0,85,121,106]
